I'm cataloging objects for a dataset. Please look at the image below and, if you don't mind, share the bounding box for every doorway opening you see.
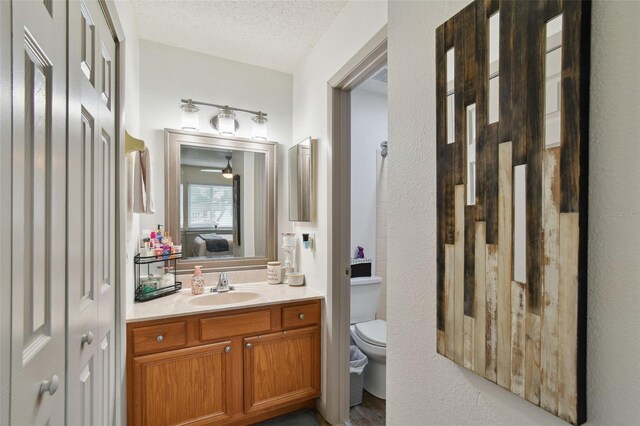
[348,64,388,425]
[325,27,387,423]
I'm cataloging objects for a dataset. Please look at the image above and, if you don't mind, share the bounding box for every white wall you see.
[291,1,387,422]
[114,0,141,317]
[350,86,388,274]
[386,1,640,425]
[375,152,388,320]
[136,39,293,276]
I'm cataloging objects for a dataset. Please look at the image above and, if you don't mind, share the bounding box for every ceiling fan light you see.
[222,155,233,179]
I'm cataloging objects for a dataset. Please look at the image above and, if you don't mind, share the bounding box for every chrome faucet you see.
[211,272,234,293]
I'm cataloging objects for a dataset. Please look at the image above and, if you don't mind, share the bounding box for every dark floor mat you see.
[256,409,321,426]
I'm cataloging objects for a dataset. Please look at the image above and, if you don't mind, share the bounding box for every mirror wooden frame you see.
[165,128,277,272]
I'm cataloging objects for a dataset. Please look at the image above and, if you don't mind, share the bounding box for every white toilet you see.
[350,276,386,399]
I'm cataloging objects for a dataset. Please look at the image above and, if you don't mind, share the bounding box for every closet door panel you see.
[67,0,118,424]
[10,0,67,424]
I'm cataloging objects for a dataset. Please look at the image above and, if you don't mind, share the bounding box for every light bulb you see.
[180,101,199,131]
[252,113,268,140]
[217,108,236,136]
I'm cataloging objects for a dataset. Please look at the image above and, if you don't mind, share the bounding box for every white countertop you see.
[127,282,324,323]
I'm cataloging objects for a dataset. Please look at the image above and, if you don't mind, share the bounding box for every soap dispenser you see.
[191,265,205,295]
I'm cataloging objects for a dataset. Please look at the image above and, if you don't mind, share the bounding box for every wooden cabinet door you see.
[132,341,235,426]
[243,326,320,414]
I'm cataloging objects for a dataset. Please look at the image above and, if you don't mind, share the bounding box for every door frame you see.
[99,1,127,423]
[0,0,11,420]
[326,27,387,424]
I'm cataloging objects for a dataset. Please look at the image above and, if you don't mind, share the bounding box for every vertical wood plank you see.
[541,147,560,414]
[485,0,499,17]
[560,1,585,213]
[463,4,477,106]
[475,0,487,222]
[445,16,455,50]
[445,145,456,245]
[445,244,456,359]
[464,207,476,317]
[558,213,579,424]
[464,315,475,370]
[511,1,529,165]
[474,222,487,375]
[497,142,513,389]
[436,24,447,334]
[454,13,466,185]
[485,123,499,244]
[454,185,465,364]
[525,313,542,405]
[544,0,563,21]
[526,0,545,313]
[499,0,515,145]
[485,244,498,382]
[437,330,446,356]
[510,281,526,398]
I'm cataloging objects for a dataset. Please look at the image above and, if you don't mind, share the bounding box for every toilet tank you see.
[350,276,382,324]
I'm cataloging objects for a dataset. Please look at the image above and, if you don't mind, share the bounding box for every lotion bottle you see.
[191,265,205,295]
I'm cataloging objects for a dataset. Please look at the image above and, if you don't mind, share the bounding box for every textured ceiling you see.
[131,0,348,73]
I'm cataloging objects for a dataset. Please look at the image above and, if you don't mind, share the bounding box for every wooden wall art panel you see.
[435,1,589,424]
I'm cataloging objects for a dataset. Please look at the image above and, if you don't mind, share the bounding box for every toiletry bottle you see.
[191,265,205,295]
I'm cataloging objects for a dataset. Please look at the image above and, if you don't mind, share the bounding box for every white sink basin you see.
[187,291,261,306]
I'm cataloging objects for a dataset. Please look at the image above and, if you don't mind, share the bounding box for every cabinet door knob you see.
[157,335,164,343]
[245,343,252,349]
[81,331,94,345]
[298,313,305,320]
[39,374,59,396]
[224,346,231,353]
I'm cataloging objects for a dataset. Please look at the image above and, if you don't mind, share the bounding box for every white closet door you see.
[67,0,117,425]
[10,0,67,424]
[0,0,12,421]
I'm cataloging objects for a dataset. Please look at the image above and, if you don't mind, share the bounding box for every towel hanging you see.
[132,146,155,214]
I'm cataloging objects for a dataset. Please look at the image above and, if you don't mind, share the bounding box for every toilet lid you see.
[355,320,386,347]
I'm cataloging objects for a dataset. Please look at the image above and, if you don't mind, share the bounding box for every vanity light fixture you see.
[222,155,233,179]
[217,107,237,136]
[179,98,268,140]
[180,100,200,131]
[252,112,268,140]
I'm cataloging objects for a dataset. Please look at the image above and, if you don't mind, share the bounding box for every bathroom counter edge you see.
[126,282,324,323]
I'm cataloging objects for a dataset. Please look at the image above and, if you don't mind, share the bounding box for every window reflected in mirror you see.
[545,14,563,148]
[488,11,500,124]
[179,145,267,260]
[513,164,527,283]
[446,48,455,144]
[466,103,477,205]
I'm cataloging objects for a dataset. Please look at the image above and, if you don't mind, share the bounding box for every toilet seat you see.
[355,319,386,347]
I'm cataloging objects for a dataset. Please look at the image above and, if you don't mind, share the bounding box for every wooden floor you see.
[350,391,386,426]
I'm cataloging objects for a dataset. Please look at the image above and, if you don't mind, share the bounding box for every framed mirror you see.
[289,137,313,222]
[165,129,277,271]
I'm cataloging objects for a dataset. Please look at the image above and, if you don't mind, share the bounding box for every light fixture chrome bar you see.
[180,98,268,117]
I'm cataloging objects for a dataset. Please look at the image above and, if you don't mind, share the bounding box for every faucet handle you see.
[218,272,228,285]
